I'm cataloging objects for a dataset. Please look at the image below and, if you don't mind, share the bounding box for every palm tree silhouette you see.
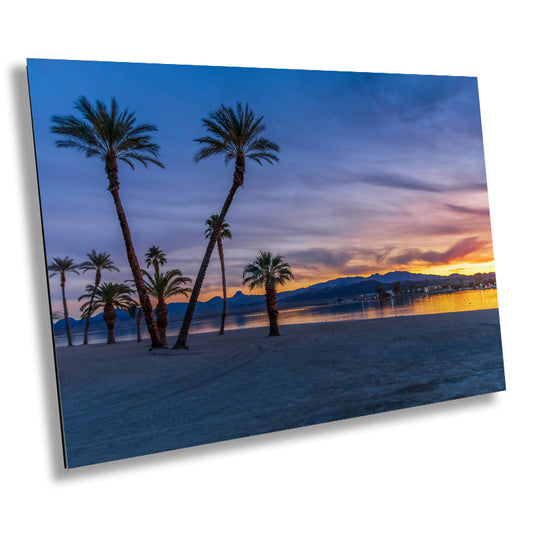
[80,282,134,344]
[78,250,119,344]
[48,257,79,346]
[173,103,279,349]
[127,300,143,342]
[205,214,232,335]
[145,246,167,276]
[143,269,191,348]
[51,97,164,348]
[243,251,294,336]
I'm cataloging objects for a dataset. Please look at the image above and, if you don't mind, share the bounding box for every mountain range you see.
[54,270,496,333]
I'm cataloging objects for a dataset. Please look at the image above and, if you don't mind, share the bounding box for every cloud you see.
[389,236,487,265]
[342,264,383,276]
[341,246,396,265]
[354,171,488,194]
[356,172,444,192]
[375,246,394,263]
[298,168,488,197]
[287,248,354,269]
[445,203,490,217]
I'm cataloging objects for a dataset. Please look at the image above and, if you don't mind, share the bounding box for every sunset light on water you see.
[187,288,500,335]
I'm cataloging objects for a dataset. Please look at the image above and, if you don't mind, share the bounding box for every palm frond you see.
[51,96,164,171]
[204,214,232,240]
[86,282,135,311]
[78,283,98,301]
[79,250,119,273]
[242,251,294,291]
[193,102,279,170]
[143,268,192,301]
[145,246,167,270]
[47,256,80,276]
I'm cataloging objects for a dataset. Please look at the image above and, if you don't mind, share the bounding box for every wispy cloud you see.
[445,203,490,217]
[287,248,354,269]
[356,172,444,192]
[389,236,488,266]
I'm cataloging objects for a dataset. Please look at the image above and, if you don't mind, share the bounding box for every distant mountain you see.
[53,317,78,329]
[53,270,496,333]
[369,271,439,282]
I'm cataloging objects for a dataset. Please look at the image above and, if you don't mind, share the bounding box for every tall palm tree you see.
[80,282,134,344]
[173,103,279,349]
[78,250,119,344]
[143,269,191,348]
[127,301,143,342]
[205,214,232,335]
[145,246,167,276]
[48,257,79,347]
[243,251,294,337]
[50,96,164,349]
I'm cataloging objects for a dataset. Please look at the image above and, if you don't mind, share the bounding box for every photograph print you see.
[27,59,506,468]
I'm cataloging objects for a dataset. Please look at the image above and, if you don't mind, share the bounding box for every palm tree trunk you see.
[155,300,168,348]
[83,310,91,345]
[173,169,243,350]
[217,238,228,335]
[103,304,116,344]
[83,269,101,345]
[106,154,162,349]
[265,285,280,336]
[136,308,143,342]
[61,273,73,347]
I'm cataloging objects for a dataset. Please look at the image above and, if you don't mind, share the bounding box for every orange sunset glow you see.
[29,61,496,320]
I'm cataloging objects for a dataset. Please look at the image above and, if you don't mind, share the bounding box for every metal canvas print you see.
[27,59,506,468]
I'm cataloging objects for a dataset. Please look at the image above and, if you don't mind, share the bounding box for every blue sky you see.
[27,59,494,317]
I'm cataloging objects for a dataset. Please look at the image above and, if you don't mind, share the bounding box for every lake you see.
[188,288,499,334]
[55,288,499,346]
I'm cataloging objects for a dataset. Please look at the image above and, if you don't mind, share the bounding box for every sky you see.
[27,59,495,318]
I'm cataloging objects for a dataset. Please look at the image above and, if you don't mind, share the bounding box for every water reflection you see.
[184,288,498,335]
[58,289,498,346]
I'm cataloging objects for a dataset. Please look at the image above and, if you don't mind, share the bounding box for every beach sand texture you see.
[56,309,505,468]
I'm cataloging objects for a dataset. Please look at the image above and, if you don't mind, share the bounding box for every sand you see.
[55,309,505,468]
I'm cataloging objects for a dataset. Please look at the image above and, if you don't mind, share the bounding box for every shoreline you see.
[56,307,499,354]
[54,294,500,348]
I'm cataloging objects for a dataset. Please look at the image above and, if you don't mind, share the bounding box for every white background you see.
[1,1,532,531]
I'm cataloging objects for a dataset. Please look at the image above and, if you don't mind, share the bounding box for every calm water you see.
[56,289,498,346]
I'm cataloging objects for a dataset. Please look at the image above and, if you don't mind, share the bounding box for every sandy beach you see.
[56,309,505,467]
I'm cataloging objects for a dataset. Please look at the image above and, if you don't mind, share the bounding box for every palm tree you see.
[145,246,167,276]
[173,103,279,349]
[48,257,79,347]
[50,97,164,349]
[243,251,294,337]
[80,282,134,344]
[143,269,191,348]
[127,301,143,342]
[78,250,119,344]
[205,214,232,335]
